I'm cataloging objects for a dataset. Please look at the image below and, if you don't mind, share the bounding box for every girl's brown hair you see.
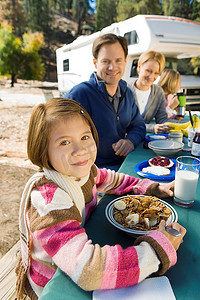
[27,98,99,170]
[158,69,181,95]
[138,50,166,74]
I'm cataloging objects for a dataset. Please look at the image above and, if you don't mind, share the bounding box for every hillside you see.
[43,11,95,81]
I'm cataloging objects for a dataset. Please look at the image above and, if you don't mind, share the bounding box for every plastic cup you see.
[176,94,186,117]
[177,95,186,107]
[174,156,200,207]
[169,132,183,143]
[187,128,196,147]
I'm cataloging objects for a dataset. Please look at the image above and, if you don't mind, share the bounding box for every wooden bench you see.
[0,240,20,300]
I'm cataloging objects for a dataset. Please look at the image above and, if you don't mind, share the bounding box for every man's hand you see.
[112,139,134,156]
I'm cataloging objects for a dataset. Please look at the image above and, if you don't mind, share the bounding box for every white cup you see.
[169,132,183,143]
[174,156,200,207]
[187,128,196,147]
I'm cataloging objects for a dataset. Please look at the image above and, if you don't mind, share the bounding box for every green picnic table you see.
[39,142,200,300]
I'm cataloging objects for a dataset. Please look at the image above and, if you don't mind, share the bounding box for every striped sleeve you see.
[95,167,154,195]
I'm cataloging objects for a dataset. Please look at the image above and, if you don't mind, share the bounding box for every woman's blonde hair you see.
[27,98,99,170]
[158,69,181,94]
[138,50,166,74]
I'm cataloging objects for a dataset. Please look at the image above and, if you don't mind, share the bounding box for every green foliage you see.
[56,0,73,13]
[20,32,45,80]
[135,0,161,15]
[161,0,191,18]
[72,0,91,34]
[116,0,136,22]
[0,24,22,77]
[0,0,26,37]
[20,51,45,80]
[22,0,54,34]
[95,0,117,31]
[191,57,200,75]
[0,23,45,85]
[191,0,200,21]
[72,0,89,18]
[116,0,161,22]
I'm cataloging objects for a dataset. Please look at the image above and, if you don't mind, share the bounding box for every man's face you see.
[93,42,127,90]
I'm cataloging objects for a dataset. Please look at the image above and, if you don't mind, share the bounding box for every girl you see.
[158,69,182,119]
[129,51,170,134]
[16,98,186,299]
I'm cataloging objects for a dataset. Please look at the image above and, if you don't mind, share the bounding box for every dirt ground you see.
[0,80,59,258]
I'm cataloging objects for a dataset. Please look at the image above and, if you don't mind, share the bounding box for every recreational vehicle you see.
[56,15,200,109]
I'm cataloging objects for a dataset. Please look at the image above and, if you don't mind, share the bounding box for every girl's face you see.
[137,59,160,90]
[48,114,97,178]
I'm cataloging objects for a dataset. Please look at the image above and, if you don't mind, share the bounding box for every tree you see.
[57,0,73,14]
[21,0,54,33]
[0,23,45,86]
[116,0,136,22]
[72,0,92,35]
[0,23,22,86]
[161,0,191,18]
[117,0,161,22]
[95,0,117,31]
[0,0,26,36]
[190,0,200,21]
[135,0,161,15]
[20,32,45,80]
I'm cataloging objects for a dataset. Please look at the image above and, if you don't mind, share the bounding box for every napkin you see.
[93,276,176,300]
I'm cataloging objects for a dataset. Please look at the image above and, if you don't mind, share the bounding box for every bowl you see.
[148,140,184,157]
[105,196,178,237]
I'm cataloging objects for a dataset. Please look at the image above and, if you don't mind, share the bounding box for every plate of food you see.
[105,195,178,237]
[145,134,168,142]
[134,156,176,181]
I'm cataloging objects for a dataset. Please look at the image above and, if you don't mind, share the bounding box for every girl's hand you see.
[168,94,180,110]
[158,220,186,250]
[154,181,174,198]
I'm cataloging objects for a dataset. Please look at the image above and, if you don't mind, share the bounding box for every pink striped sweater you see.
[16,165,177,299]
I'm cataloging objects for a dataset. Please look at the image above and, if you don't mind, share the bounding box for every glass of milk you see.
[174,156,200,207]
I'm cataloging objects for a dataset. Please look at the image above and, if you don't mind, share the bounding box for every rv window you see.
[124,31,139,45]
[130,59,138,77]
[63,59,69,72]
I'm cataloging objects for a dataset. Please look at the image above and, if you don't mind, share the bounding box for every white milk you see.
[175,170,199,201]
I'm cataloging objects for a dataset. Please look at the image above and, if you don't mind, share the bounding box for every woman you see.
[129,51,170,134]
[158,69,182,119]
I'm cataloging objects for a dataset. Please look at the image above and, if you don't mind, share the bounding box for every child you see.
[16,98,186,299]
[158,69,182,119]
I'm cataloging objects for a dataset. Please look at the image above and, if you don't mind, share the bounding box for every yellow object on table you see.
[165,114,200,137]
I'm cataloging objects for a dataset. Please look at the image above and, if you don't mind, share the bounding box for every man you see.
[66,33,146,170]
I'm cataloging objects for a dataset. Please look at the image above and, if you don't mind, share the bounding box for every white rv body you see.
[56,15,200,107]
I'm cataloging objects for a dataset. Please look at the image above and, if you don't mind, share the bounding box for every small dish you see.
[134,159,176,181]
[145,134,168,142]
[105,196,178,237]
[148,140,184,157]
